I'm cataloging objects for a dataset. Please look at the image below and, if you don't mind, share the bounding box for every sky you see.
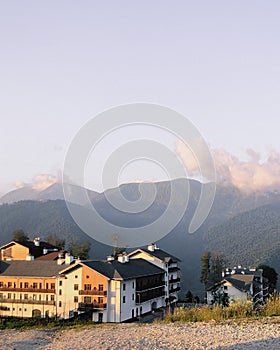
[0,1,280,194]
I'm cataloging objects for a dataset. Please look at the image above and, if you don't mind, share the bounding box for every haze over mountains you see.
[0,179,280,297]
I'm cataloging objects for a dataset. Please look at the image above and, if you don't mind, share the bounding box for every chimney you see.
[34,237,40,246]
[65,252,74,265]
[107,255,114,261]
[148,243,155,252]
[57,253,64,265]
[118,253,129,263]
[26,254,34,261]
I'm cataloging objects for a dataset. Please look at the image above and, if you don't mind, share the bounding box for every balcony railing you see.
[169,286,180,293]
[78,302,107,311]
[79,290,107,296]
[168,267,179,272]
[169,278,180,283]
[136,288,165,304]
[0,287,55,293]
[0,298,55,305]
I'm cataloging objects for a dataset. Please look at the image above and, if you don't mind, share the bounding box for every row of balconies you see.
[0,287,55,293]
[0,298,55,305]
[78,290,107,296]
[78,302,107,311]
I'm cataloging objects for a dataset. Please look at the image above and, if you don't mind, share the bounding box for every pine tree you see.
[200,251,211,286]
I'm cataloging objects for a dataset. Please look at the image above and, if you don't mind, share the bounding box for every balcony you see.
[169,286,180,293]
[78,302,107,311]
[0,298,55,305]
[168,266,179,272]
[0,287,55,293]
[169,277,180,283]
[79,290,107,296]
[136,286,165,304]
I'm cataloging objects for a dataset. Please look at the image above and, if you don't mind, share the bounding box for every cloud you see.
[14,174,59,192]
[176,140,280,192]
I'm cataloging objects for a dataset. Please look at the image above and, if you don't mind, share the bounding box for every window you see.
[59,289,62,295]
[123,296,126,303]
[132,282,135,289]
[46,295,48,301]
[46,283,49,289]
[86,275,90,279]
[0,282,3,288]
[19,294,22,300]
[19,308,22,311]
[7,282,12,288]
[75,275,78,279]
[7,293,11,299]
[0,293,3,299]
[74,296,78,303]
[33,283,38,289]
[39,283,42,289]
[51,283,55,290]
[98,297,103,304]
[24,308,27,312]
[50,295,54,301]
[123,283,126,291]
[33,294,36,300]
[132,294,135,301]
[84,284,91,291]
[84,296,91,303]
[59,281,63,286]
[24,294,28,300]
[59,301,62,307]
[224,286,228,290]
[19,282,22,288]
[98,284,103,291]
[74,284,79,291]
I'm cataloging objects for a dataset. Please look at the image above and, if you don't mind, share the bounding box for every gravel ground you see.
[1,319,280,350]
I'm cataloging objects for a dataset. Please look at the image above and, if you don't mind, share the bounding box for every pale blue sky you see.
[0,1,279,193]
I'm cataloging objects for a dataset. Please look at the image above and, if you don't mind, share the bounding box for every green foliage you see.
[200,251,227,288]
[163,296,280,323]
[206,203,280,272]
[12,229,29,242]
[257,264,278,294]
[185,290,193,303]
[70,241,91,260]
[113,247,126,259]
[47,234,65,250]
[209,252,227,285]
[200,252,211,285]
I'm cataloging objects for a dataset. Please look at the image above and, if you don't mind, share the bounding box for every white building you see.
[128,243,181,306]
[207,267,267,308]
[61,253,166,322]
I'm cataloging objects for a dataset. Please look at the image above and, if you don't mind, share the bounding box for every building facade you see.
[0,243,179,322]
[128,243,181,305]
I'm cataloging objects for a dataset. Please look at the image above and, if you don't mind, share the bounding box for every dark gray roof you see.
[225,276,252,292]
[82,258,164,280]
[0,240,59,259]
[0,261,66,277]
[130,248,181,263]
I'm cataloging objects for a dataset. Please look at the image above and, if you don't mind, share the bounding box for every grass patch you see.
[162,296,280,323]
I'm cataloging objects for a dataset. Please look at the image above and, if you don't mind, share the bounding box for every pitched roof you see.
[0,260,66,277]
[81,258,164,280]
[0,240,59,259]
[225,276,253,292]
[35,251,67,261]
[129,248,181,263]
